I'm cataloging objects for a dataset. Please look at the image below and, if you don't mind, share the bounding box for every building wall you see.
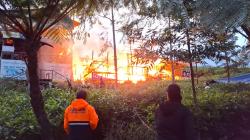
[0,34,73,81]
[38,40,73,81]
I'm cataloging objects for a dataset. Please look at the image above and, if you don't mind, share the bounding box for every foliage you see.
[195,0,250,32]
[208,33,240,63]
[0,80,37,140]
[0,0,88,43]
[43,88,74,126]
[194,86,250,139]
[1,80,250,140]
[0,1,105,139]
[211,83,250,93]
[195,67,250,81]
[119,0,245,106]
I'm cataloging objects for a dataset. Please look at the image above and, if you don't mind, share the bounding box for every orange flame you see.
[72,50,186,84]
[71,43,186,83]
[72,50,84,80]
[59,52,64,56]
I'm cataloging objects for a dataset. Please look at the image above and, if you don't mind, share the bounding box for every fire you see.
[148,69,158,76]
[66,18,189,86]
[66,47,71,55]
[72,49,84,80]
[70,27,186,85]
[71,47,186,84]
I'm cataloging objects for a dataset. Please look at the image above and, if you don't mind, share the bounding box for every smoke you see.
[74,34,113,61]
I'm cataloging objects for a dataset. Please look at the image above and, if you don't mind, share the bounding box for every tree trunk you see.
[226,59,230,83]
[169,15,175,84]
[189,61,197,105]
[196,62,198,84]
[26,44,54,140]
[171,59,175,83]
[111,4,118,88]
[186,29,198,106]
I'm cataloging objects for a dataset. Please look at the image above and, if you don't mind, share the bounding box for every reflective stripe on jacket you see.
[64,99,99,134]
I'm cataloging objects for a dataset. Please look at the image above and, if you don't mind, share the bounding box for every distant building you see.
[0,31,27,80]
[0,31,73,82]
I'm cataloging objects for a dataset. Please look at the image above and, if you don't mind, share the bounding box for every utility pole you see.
[107,52,109,77]
[111,3,118,88]
[98,2,118,88]
[92,50,94,60]
[169,15,175,83]
[129,39,134,76]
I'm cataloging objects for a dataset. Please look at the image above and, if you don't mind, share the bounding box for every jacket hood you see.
[159,101,182,116]
[70,99,89,109]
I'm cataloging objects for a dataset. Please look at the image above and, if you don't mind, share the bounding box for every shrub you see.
[1,80,250,140]
[0,88,37,140]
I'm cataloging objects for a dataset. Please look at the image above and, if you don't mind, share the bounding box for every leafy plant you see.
[1,80,250,140]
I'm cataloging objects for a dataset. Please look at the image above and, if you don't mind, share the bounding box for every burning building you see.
[0,24,188,86]
[72,35,188,85]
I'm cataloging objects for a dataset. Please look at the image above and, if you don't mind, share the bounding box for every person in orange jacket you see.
[64,90,99,140]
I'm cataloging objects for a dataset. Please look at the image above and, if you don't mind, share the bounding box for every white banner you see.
[2,45,14,52]
[0,59,27,80]
[1,31,25,39]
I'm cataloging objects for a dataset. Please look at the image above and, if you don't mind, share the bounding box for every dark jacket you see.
[155,102,197,140]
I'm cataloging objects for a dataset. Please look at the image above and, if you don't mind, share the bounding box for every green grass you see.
[196,67,250,80]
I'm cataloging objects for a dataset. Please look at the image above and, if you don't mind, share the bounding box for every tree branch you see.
[34,0,59,39]
[27,1,33,34]
[0,19,21,32]
[241,25,250,40]
[16,2,30,32]
[40,41,53,48]
[133,108,156,134]
[0,3,26,35]
[36,0,81,42]
[98,14,112,21]
[39,1,77,36]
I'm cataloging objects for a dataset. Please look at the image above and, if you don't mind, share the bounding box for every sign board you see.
[1,31,25,39]
[2,45,15,52]
[92,73,103,80]
[92,73,111,80]
[182,70,191,77]
[0,59,27,80]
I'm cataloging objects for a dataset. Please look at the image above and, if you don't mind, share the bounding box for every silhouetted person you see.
[99,77,105,88]
[66,77,72,90]
[155,84,197,140]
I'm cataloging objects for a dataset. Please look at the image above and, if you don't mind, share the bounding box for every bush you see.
[0,83,37,140]
[0,82,74,140]
[1,80,250,140]
[212,83,250,93]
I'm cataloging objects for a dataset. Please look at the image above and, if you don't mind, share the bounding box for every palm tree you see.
[0,1,99,140]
